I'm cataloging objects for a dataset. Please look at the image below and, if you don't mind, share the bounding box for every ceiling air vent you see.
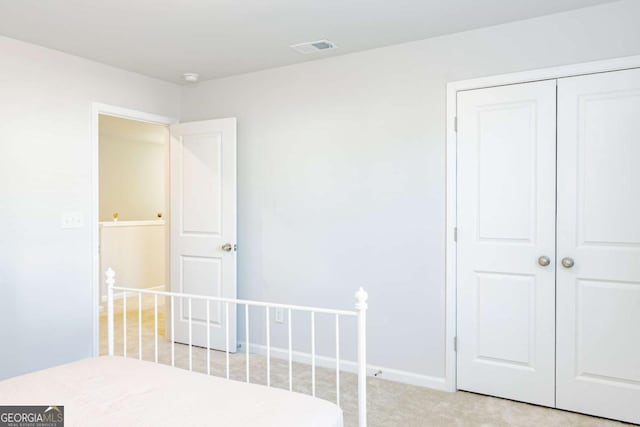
[290,40,337,54]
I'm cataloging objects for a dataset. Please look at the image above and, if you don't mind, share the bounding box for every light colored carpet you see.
[99,296,631,427]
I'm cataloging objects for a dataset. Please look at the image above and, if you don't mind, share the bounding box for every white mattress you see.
[0,356,343,427]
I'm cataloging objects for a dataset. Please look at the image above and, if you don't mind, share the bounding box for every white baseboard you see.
[98,285,165,311]
[245,342,448,391]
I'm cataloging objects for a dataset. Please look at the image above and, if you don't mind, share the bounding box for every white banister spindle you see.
[265,307,271,387]
[154,294,158,363]
[335,314,340,407]
[311,311,316,397]
[123,293,127,357]
[245,305,250,383]
[188,298,193,371]
[225,302,230,380]
[138,292,142,360]
[206,300,211,375]
[171,295,175,367]
[288,308,293,392]
[106,268,115,356]
[355,288,368,427]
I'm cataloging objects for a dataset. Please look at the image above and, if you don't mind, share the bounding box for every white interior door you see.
[170,118,237,351]
[556,68,640,424]
[456,80,557,406]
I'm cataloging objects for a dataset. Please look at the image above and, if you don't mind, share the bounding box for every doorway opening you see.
[92,105,175,357]
[91,106,238,369]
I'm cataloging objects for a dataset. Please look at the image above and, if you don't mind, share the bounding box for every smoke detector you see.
[290,40,337,54]
[183,73,199,83]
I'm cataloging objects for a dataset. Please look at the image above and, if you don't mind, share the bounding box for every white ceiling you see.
[0,0,617,83]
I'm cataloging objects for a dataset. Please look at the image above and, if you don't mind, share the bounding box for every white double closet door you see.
[456,68,640,424]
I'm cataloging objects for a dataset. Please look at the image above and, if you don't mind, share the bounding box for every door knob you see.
[538,256,551,267]
[221,243,233,252]
[561,257,575,268]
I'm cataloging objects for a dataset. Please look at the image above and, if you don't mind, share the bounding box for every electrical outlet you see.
[275,308,284,323]
[61,211,84,229]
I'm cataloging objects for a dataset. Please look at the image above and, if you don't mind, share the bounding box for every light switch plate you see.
[275,308,284,324]
[61,211,84,228]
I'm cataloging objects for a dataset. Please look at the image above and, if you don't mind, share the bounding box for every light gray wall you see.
[0,36,180,379]
[180,0,640,382]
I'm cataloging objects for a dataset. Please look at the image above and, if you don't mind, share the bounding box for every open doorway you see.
[91,106,238,366]
[94,109,172,356]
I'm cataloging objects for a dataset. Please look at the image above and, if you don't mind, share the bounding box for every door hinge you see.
[454,336,458,352]
[454,116,458,132]
[453,227,458,242]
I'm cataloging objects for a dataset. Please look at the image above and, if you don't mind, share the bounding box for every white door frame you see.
[444,54,640,392]
[91,103,177,356]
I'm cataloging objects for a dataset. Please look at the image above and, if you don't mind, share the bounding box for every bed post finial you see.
[355,287,368,427]
[106,268,115,356]
[355,287,368,310]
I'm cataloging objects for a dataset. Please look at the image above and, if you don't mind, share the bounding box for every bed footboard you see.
[105,268,368,427]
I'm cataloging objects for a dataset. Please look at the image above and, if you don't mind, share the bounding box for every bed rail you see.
[105,268,368,427]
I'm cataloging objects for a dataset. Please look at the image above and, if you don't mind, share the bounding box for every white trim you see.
[444,54,640,393]
[247,343,448,391]
[99,220,165,227]
[448,54,640,93]
[444,76,458,393]
[91,103,177,357]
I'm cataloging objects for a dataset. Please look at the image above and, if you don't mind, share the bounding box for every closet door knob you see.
[222,243,233,252]
[561,257,575,268]
[538,256,551,267]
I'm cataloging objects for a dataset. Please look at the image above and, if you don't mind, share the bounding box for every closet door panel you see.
[456,80,557,406]
[557,67,640,425]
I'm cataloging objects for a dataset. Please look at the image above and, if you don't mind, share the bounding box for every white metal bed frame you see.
[105,268,368,427]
